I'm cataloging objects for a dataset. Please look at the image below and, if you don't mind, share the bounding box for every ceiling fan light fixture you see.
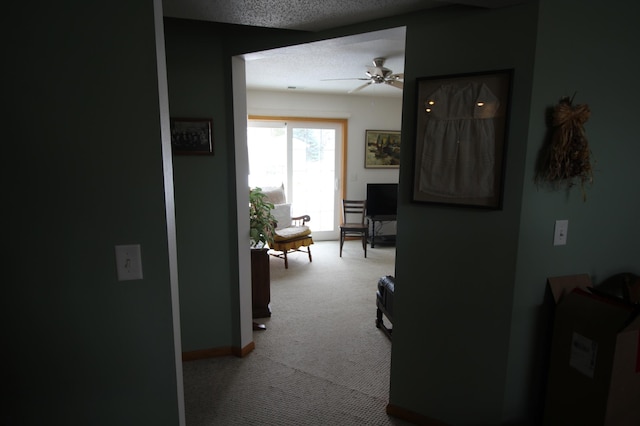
[322,57,404,93]
[372,57,386,68]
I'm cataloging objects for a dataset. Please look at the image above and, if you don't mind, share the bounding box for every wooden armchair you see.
[261,185,314,269]
[270,214,313,269]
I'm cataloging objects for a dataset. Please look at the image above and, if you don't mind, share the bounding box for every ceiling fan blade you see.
[349,81,372,93]
[321,77,370,81]
[386,80,404,90]
[323,57,403,94]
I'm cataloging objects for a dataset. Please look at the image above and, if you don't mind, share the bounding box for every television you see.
[366,183,398,217]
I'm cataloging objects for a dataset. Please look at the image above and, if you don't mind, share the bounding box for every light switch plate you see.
[553,220,569,246]
[115,244,143,281]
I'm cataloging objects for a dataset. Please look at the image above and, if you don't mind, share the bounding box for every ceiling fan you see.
[323,57,404,93]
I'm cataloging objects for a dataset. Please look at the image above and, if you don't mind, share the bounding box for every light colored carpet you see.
[183,240,411,425]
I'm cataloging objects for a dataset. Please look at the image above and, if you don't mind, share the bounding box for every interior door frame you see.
[232,24,404,379]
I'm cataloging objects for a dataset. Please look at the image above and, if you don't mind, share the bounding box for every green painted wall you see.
[504,0,640,423]
[164,19,235,351]
[390,4,539,424]
[163,19,301,351]
[6,1,180,424]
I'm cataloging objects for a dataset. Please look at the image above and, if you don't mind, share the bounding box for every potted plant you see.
[249,187,276,248]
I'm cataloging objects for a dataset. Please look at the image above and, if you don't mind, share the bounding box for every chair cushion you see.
[270,236,313,253]
[273,225,311,241]
[262,184,286,205]
[272,203,292,230]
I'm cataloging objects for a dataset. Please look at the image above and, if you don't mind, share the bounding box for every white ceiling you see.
[243,27,408,97]
[162,0,526,97]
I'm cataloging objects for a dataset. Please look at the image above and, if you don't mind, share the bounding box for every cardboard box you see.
[543,274,640,426]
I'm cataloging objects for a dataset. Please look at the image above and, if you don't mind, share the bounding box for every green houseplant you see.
[249,187,276,248]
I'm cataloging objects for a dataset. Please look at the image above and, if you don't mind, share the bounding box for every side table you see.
[251,248,271,319]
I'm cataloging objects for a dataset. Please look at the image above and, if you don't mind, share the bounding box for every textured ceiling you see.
[162,0,526,97]
[243,27,407,97]
[162,0,444,32]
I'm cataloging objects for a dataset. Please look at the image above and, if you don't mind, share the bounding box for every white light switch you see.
[115,244,143,281]
[553,220,569,246]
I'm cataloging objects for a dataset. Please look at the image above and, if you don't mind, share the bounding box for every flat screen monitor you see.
[366,183,398,217]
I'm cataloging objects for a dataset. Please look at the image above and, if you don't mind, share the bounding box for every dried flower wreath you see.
[536,94,594,200]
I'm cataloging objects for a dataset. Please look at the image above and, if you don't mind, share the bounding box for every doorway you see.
[232,27,405,347]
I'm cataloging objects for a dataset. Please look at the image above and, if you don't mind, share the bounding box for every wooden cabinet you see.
[251,248,271,318]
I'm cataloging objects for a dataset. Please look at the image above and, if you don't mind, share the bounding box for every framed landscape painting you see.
[365,130,401,168]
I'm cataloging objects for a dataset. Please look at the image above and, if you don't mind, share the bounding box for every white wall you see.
[247,89,402,235]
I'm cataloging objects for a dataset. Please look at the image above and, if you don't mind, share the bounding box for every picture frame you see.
[413,69,513,209]
[365,130,401,169]
[170,118,214,155]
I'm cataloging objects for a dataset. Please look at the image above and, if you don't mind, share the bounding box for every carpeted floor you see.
[183,240,412,425]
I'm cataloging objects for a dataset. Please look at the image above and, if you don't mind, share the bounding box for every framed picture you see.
[413,69,512,209]
[365,130,401,168]
[170,118,214,155]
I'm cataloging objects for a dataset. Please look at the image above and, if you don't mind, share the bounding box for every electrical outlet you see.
[553,220,569,246]
[115,244,143,281]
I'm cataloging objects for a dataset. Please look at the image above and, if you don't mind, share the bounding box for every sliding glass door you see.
[248,119,343,240]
